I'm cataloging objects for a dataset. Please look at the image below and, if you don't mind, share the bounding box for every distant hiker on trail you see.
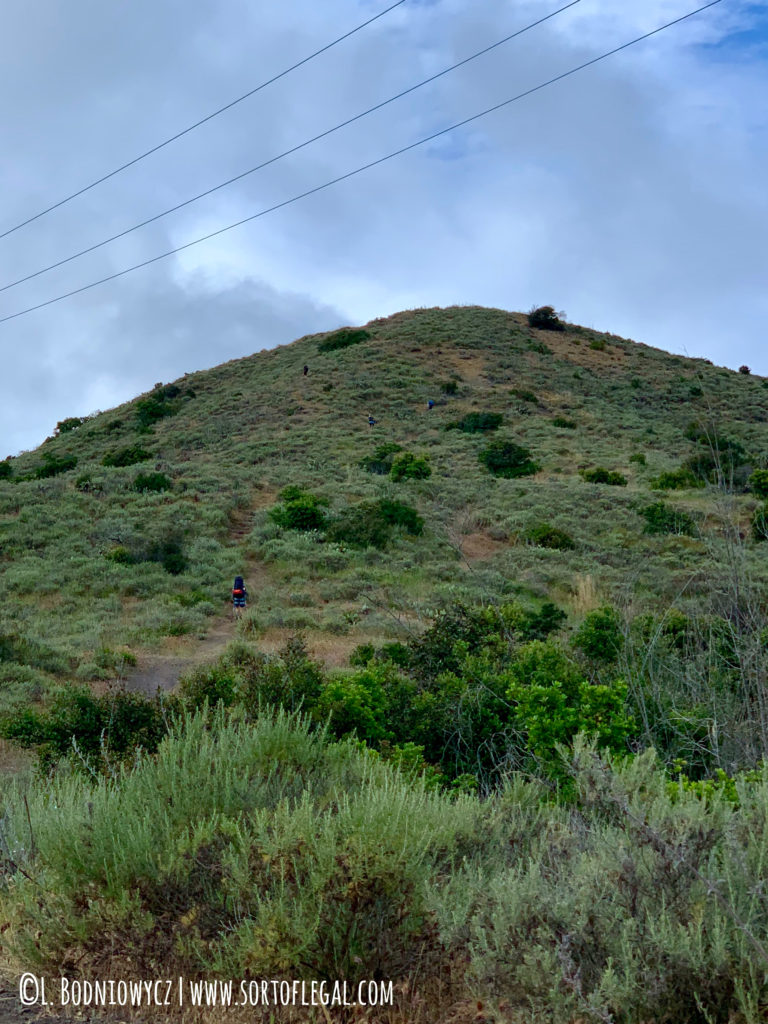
[368,415,377,427]
[303,364,309,376]
[232,575,248,618]
[428,399,435,410]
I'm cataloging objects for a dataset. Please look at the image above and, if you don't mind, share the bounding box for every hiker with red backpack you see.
[232,575,248,618]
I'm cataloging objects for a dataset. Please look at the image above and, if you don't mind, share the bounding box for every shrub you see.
[512,389,537,403]
[359,443,402,475]
[0,686,175,772]
[589,338,606,351]
[390,452,431,481]
[105,545,135,565]
[479,439,539,479]
[35,452,77,478]
[640,501,695,536]
[55,416,83,434]
[134,386,191,430]
[269,488,329,532]
[447,412,503,433]
[651,467,703,490]
[748,470,768,499]
[102,444,152,468]
[327,499,423,550]
[440,379,459,395]
[317,327,371,353]
[525,523,575,551]
[552,416,576,429]
[527,305,565,331]
[0,461,13,480]
[572,606,623,662]
[751,504,768,542]
[147,534,188,575]
[133,471,172,493]
[581,467,627,486]
[629,452,646,466]
[739,365,750,375]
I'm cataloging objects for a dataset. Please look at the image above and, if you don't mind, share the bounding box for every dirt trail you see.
[124,504,269,694]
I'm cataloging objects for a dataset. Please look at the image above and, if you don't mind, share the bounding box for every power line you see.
[0,1,581,296]
[0,0,724,328]
[0,0,407,242]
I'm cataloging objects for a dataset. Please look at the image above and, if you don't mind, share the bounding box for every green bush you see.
[447,412,503,433]
[651,467,703,490]
[359,443,402,475]
[751,503,768,542]
[552,416,576,429]
[317,327,371,353]
[105,545,135,565]
[0,685,176,772]
[55,417,84,434]
[269,488,329,532]
[582,467,627,486]
[589,338,606,351]
[390,452,431,481]
[572,606,623,662]
[0,460,13,479]
[133,471,172,493]
[748,469,768,499]
[327,499,423,550]
[102,444,152,468]
[147,535,187,575]
[629,452,647,466]
[527,305,565,331]
[440,379,459,395]
[35,452,77,478]
[640,501,696,536]
[525,523,575,551]
[479,439,539,478]
[512,389,538,403]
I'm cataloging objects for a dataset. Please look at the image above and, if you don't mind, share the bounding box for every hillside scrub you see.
[2,719,768,1022]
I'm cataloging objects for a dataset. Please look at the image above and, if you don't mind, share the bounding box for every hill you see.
[3,306,768,1022]
[1,304,766,706]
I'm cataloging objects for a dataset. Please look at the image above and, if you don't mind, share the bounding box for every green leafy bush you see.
[35,452,77,478]
[447,412,503,433]
[748,469,768,499]
[525,523,575,551]
[552,416,576,429]
[572,606,623,662]
[105,545,135,565]
[582,467,627,486]
[359,443,402,475]
[479,439,539,478]
[390,451,431,481]
[629,452,646,466]
[102,444,152,468]
[640,501,695,536]
[0,461,13,480]
[133,471,172,493]
[651,467,703,490]
[527,305,565,331]
[512,389,537,403]
[55,416,84,434]
[269,488,329,532]
[440,379,459,395]
[327,499,423,550]
[751,503,768,542]
[317,327,371,353]
[589,338,606,351]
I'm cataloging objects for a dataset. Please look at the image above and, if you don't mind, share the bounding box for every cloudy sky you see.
[1,0,766,456]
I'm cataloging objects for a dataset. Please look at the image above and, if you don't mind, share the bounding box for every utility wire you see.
[0,0,581,296]
[0,0,407,241]
[0,0,724,327]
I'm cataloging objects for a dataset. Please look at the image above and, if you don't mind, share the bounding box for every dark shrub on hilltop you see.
[327,498,423,550]
[479,439,539,478]
[55,417,84,434]
[527,305,565,331]
[133,472,172,493]
[525,523,575,551]
[359,443,402,475]
[390,452,431,481]
[0,461,13,480]
[35,452,78,478]
[317,327,371,353]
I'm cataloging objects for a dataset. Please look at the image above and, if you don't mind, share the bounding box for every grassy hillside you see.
[4,306,768,1021]
[2,304,767,703]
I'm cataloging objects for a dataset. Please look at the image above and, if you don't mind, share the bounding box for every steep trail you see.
[123,504,269,695]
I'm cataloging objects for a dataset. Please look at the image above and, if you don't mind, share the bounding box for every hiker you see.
[232,575,248,618]
[303,364,309,376]
[428,399,435,410]
[368,415,377,427]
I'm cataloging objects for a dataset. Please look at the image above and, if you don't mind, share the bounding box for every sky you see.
[1,0,766,456]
